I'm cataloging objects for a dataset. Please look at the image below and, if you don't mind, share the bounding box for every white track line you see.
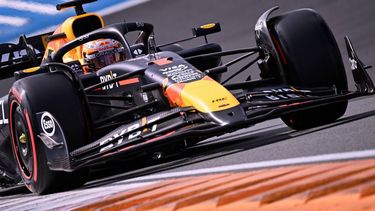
[0,0,57,15]
[121,149,375,183]
[0,181,158,211]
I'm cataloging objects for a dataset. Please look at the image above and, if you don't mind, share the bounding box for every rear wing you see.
[0,32,52,79]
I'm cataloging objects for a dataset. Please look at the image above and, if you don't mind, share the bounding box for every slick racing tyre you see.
[9,72,89,194]
[269,9,348,130]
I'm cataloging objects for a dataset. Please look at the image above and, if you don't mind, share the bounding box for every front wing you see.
[68,86,371,170]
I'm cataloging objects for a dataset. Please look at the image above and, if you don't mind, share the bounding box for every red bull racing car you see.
[0,0,374,194]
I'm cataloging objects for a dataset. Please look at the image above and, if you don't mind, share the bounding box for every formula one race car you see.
[0,0,374,194]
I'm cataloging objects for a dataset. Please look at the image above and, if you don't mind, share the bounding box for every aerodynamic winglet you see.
[345,36,374,93]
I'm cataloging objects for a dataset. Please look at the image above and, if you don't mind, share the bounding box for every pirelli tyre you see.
[8,72,89,194]
[269,8,348,130]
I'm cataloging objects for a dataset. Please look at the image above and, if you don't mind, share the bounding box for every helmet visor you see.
[88,48,125,70]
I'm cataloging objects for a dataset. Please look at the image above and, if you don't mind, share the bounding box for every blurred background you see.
[0,0,149,43]
[104,0,375,89]
[1,0,374,91]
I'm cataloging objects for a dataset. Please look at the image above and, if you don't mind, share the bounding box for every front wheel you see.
[9,72,89,194]
[269,9,348,130]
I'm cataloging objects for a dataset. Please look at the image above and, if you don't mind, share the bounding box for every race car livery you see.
[0,0,374,194]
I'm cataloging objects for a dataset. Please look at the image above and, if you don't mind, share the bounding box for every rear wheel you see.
[269,9,348,130]
[9,72,89,194]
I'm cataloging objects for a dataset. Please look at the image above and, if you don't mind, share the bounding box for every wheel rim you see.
[12,105,33,178]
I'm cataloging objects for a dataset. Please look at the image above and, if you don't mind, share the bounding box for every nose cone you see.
[165,76,240,113]
[203,105,247,125]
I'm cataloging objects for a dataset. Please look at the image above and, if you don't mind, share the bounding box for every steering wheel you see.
[50,22,154,63]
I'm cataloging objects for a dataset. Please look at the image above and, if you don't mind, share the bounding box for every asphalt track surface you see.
[1,0,375,210]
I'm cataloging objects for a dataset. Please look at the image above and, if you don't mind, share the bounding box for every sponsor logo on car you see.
[260,87,311,101]
[0,48,41,63]
[99,71,119,90]
[349,58,357,70]
[255,21,263,38]
[67,61,83,74]
[133,48,143,56]
[78,34,89,42]
[160,64,203,83]
[211,97,227,103]
[99,116,160,152]
[40,112,55,136]
[37,112,64,149]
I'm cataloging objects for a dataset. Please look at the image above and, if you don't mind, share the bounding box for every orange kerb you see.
[72,159,375,210]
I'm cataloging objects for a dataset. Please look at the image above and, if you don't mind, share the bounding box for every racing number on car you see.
[0,100,9,125]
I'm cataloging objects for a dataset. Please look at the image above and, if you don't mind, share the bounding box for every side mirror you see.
[157,23,221,48]
[192,23,221,37]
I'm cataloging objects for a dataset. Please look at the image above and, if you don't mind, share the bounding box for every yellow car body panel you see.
[165,76,240,113]
[43,13,104,63]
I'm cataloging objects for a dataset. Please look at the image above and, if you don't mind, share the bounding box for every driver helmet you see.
[82,39,125,72]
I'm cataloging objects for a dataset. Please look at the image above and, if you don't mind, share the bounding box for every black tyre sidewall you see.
[269,9,348,129]
[9,72,89,194]
[9,90,57,193]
